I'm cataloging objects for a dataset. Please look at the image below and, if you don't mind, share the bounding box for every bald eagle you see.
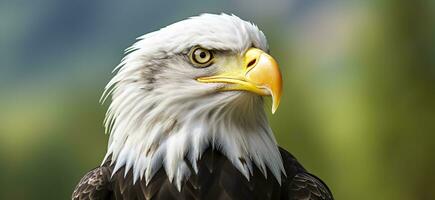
[72,13,333,200]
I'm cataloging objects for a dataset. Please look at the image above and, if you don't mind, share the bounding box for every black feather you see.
[72,147,333,200]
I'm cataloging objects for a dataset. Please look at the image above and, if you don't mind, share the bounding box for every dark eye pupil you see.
[199,52,206,58]
[190,48,213,67]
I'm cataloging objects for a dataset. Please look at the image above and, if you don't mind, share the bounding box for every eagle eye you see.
[189,47,213,67]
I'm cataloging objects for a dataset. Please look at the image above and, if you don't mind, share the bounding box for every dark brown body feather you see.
[72,147,333,200]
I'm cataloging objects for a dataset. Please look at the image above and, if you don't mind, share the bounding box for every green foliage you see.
[0,0,433,199]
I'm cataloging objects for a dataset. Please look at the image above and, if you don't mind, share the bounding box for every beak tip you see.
[271,93,280,114]
[271,101,279,114]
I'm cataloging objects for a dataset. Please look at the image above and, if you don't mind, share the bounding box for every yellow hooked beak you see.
[197,48,282,113]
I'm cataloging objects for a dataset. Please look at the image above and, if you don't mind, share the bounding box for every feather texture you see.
[73,13,334,200]
[72,148,333,200]
[101,13,283,187]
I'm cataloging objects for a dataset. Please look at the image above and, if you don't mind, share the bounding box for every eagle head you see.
[102,13,285,190]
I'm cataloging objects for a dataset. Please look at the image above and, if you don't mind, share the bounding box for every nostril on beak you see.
[247,59,257,68]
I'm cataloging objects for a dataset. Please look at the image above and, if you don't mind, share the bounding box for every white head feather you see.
[102,13,285,191]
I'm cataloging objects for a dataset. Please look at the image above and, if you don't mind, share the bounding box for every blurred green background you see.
[0,0,434,199]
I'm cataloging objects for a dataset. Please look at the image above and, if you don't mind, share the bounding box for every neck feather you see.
[103,87,285,191]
